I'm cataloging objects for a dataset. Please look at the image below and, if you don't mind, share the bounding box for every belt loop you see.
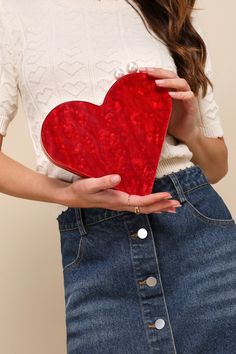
[168,173,187,203]
[74,208,88,236]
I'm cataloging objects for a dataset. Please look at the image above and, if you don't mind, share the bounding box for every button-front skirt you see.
[56,165,236,354]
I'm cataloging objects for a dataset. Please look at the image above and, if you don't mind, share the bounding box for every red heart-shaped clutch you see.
[41,72,172,195]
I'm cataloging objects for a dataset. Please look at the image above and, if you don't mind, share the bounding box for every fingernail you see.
[172,203,181,207]
[139,67,146,71]
[139,67,155,72]
[155,211,162,214]
[155,79,165,85]
[163,195,172,200]
[168,210,176,213]
[111,175,121,183]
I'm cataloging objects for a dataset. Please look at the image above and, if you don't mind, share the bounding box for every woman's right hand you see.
[60,174,181,214]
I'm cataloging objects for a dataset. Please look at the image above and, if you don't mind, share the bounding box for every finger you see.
[154,205,182,214]
[168,91,195,100]
[93,189,176,211]
[105,190,173,208]
[124,192,175,208]
[155,78,190,91]
[139,67,178,79]
[84,174,121,194]
[126,199,181,214]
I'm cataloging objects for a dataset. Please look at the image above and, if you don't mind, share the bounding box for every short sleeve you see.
[193,20,224,138]
[0,6,19,137]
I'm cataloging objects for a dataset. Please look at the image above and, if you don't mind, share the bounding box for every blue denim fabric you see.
[56,165,236,354]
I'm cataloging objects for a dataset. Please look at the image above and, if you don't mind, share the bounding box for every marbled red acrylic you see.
[41,72,172,195]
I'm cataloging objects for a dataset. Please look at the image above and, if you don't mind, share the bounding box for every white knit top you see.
[0,0,224,205]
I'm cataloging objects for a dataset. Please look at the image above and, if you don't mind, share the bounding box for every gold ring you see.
[128,195,141,214]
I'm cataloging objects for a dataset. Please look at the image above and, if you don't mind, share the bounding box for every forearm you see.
[181,128,228,184]
[0,151,70,205]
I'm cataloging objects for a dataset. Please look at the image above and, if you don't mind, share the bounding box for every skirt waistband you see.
[152,164,209,200]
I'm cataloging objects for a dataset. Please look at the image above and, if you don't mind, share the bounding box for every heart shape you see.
[41,72,172,195]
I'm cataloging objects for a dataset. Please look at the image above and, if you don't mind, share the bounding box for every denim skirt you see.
[56,165,236,354]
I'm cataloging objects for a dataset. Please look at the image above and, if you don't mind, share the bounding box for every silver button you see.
[137,228,148,239]
[155,319,165,330]
[146,276,157,287]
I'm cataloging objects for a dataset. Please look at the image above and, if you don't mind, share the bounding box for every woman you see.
[0,0,235,353]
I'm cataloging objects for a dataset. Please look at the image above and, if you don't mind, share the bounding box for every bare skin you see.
[1,67,227,214]
[139,67,228,184]
[0,135,180,214]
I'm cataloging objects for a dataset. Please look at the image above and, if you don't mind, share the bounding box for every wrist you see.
[50,178,72,206]
[180,127,202,147]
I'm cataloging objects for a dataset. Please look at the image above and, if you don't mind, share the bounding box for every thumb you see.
[89,174,121,193]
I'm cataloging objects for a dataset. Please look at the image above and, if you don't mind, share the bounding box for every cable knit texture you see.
[0,0,224,212]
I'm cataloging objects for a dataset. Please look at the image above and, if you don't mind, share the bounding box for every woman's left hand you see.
[139,67,201,143]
